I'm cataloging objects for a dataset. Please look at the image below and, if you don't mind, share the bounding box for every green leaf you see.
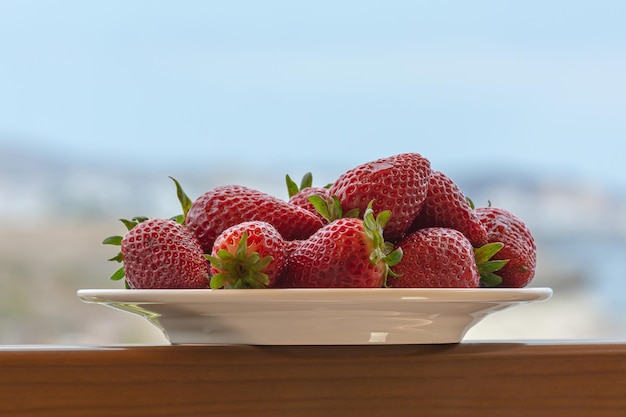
[382,242,395,255]
[216,249,234,260]
[170,176,193,223]
[210,273,228,289]
[205,254,223,270]
[308,194,351,223]
[285,174,299,198]
[234,272,269,288]
[384,247,403,267]
[363,207,377,234]
[376,210,391,229]
[480,259,509,274]
[300,172,313,189]
[474,242,504,264]
[480,272,503,287]
[102,235,123,246]
[235,232,249,259]
[170,214,184,224]
[255,256,273,271]
[308,195,331,221]
[328,196,346,221]
[286,172,314,197]
[109,266,125,281]
[344,208,360,218]
[256,273,270,287]
[107,252,124,263]
[474,242,507,287]
[119,218,138,231]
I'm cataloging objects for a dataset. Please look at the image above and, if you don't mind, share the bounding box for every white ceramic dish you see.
[77,287,552,345]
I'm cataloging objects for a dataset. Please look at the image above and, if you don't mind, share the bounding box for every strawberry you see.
[286,172,332,224]
[284,239,303,257]
[474,206,537,288]
[281,203,402,288]
[207,221,286,289]
[389,227,480,288]
[185,184,325,253]
[285,173,358,224]
[105,217,210,289]
[408,170,488,247]
[328,153,431,243]
[289,185,331,216]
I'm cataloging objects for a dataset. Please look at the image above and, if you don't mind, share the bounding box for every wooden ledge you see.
[1,341,625,417]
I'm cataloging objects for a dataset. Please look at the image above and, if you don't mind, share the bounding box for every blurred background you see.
[1,0,625,345]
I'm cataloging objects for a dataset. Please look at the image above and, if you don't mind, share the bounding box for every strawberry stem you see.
[362,201,403,285]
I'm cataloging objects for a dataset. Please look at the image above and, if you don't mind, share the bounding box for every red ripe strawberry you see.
[474,206,536,288]
[286,173,327,208]
[281,203,402,288]
[118,218,210,289]
[286,172,345,224]
[389,227,480,288]
[284,239,303,257]
[408,170,488,247]
[185,185,324,253]
[289,186,332,222]
[207,221,286,289]
[329,153,431,242]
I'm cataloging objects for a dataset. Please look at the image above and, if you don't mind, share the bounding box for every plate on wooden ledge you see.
[77,287,552,345]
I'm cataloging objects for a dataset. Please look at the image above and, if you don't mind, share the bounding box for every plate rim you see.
[77,287,553,304]
[76,287,553,345]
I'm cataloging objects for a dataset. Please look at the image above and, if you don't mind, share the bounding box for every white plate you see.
[77,287,552,345]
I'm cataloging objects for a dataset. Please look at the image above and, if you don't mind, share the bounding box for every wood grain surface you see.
[0,342,625,417]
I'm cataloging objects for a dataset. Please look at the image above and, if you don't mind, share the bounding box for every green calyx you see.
[308,194,360,223]
[362,201,403,286]
[474,242,509,287]
[286,172,332,197]
[286,172,313,197]
[205,232,274,289]
[286,172,345,222]
[102,216,149,287]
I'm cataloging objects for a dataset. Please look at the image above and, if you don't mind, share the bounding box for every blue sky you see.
[1,1,625,188]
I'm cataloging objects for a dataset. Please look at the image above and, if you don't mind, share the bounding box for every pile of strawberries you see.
[104,153,537,290]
